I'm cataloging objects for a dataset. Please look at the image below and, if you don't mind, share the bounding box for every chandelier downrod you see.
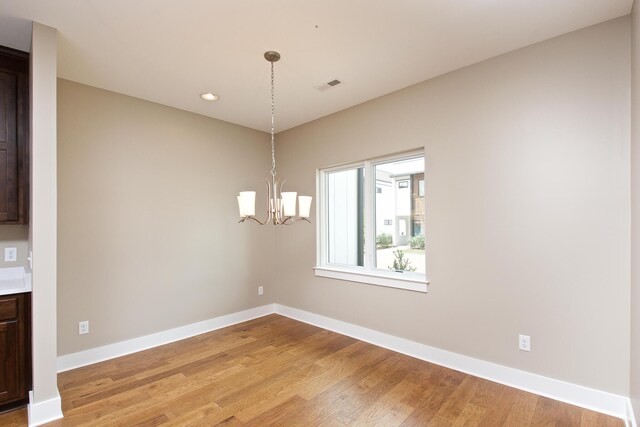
[269,54,276,178]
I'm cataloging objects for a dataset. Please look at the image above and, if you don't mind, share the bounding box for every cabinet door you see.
[0,319,19,403]
[0,70,18,222]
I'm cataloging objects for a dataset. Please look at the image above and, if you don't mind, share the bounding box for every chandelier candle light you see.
[237,51,312,225]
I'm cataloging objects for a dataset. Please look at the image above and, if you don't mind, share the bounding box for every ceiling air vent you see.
[314,78,343,92]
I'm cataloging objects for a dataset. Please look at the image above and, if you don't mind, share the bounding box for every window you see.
[325,167,364,267]
[316,151,427,292]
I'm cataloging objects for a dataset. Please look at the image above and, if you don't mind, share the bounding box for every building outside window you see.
[374,158,424,273]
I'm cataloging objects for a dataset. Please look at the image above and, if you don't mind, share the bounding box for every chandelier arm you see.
[270,176,279,225]
[279,216,312,225]
[244,216,269,225]
[276,179,287,224]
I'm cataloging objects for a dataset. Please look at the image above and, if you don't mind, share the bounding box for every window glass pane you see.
[326,167,364,266]
[374,157,425,274]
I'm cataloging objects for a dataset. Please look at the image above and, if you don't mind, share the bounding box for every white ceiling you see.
[0,0,634,132]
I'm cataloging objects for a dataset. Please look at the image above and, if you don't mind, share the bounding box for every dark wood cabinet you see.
[0,46,29,225]
[0,293,30,412]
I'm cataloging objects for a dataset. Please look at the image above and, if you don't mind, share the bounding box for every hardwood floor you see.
[0,314,623,426]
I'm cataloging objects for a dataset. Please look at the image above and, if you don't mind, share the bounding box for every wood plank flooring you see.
[0,314,623,426]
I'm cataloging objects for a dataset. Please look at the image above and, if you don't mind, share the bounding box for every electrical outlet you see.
[258,286,264,296]
[4,247,17,262]
[79,321,89,335]
[518,334,531,351]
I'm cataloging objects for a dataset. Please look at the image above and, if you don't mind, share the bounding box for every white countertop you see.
[0,267,31,295]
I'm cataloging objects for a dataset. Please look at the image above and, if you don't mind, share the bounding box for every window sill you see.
[314,266,428,293]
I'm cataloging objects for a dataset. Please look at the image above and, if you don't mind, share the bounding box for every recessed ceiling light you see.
[200,93,219,101]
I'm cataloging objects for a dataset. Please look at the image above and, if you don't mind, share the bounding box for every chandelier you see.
[237,51,312,225]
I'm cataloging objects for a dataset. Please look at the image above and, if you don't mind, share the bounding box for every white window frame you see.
[315,150,428,293]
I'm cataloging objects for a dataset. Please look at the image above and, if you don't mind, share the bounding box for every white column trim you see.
[28,390,63,427]
[627,399,638,427]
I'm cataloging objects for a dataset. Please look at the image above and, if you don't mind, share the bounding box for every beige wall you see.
[274,17,631,394]
[631,0,640,422]
[0,225,29,268]
[57,80,275,355]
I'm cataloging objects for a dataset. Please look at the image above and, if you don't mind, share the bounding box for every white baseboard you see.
[55,302,629,421]
[28,390,63,427]
[57,304,276,372]
[273,304,628,421]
